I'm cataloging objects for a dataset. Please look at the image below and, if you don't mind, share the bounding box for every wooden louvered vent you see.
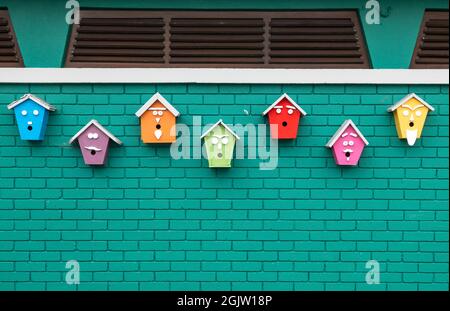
[411,11,449,69]
[0,10,23,67]
[65,11,370,68]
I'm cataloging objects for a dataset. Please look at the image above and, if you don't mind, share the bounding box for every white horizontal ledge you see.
[0,68,448,85]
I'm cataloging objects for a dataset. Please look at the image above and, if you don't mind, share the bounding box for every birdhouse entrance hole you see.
[409,122,414,128]
[27,125,33,131]
[282,122,288,127]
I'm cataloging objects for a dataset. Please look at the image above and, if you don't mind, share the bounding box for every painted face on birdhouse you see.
[140,101,177,143]
[393,97,430,146]
[13,100,48,141]
[266,97,303,139]
[77,124,110,165]
[332,125,366,166]
[203,123,238,168]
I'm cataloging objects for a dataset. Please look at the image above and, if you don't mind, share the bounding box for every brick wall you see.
[0,83,448,291]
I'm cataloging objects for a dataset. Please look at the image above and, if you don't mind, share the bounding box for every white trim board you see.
[0,68,448,84]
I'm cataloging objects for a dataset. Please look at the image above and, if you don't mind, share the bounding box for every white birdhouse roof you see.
[201,119,241,140]
[7,94,56,111]
[325,119,369,148]
[262,93,307,116]
[135,92,180,118]
[69,119,123,145]
[387,93,435,112]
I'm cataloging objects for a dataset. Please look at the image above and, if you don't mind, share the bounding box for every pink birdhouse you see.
[325,120,369,166]
[69,120,123,166]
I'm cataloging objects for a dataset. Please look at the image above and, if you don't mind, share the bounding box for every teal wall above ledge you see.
[0,0,448,69]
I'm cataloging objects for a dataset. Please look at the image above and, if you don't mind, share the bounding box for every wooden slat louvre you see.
[65,10,371,68]
[411,11,449,68]
[0,10,23,67]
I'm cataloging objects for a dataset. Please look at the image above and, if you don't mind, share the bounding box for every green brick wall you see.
[0,83,448,291]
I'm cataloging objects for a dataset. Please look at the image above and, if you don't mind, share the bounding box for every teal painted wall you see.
[0,0,448,68]
[0,83,448,291]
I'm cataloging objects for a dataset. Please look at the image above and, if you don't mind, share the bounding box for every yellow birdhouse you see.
[387,93,435,146]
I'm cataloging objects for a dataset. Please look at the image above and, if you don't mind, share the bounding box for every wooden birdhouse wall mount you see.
[326,120,369,166]
[7,94,56,141]
[263,94,307,140]
[201,120,240,168]
[135,93,180,144]
[387,93,435,146]
[69,120,123,166]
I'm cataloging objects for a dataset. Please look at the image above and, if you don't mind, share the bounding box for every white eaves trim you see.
[69,119,123,145]
[201,119,241,140]
[325,119,369,148]
[262,93,307,116]
[387,93,436,112]
[135,92,180,118]
[7,93,56,111]
[0,68,448,84]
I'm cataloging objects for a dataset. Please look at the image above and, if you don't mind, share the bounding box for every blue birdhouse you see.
[7,94,56,141]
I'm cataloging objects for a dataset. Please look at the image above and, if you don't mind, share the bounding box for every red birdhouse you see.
[263,94,307,139]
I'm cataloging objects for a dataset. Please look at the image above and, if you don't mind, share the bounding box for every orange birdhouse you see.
[135,93,180,144]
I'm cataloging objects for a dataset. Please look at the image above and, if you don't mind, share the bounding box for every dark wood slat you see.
[0,56,18,62]
[170,27,265,35]
[171,19,265,27]
[76,33,164,42]
[170,50,264,57]
[423,35,449,42]
[171,34,264,43]
[80,18,164,27]
[270,50,362,57]
[73,48,165,57]
[426,20,449,28]
[270,27,356,35]
[0,26,10,33]
[270,18,354,27]
[71,56,165,63]
[418,50,449,57]
[424,27,449,35]
[0,18,7,26]
[75,41,165,49]
[421,42,449,50]
[416,57,449,64]
[0,41,14,48]
[270,42,359,50]
[171,42,265,49]
[270,35,358,42]
[170,57,264,64]
[270,57,364,64]
[0,48,15,56]
[78,26,165,34]
[0,34,13,41]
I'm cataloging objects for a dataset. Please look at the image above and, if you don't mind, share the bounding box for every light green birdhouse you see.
[201,120,240,168]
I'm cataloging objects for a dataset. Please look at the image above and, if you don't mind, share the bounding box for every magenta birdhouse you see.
[325,120,369,166]
[69,120,122,166]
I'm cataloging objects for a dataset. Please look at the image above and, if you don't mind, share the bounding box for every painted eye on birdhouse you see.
[349,141,354,146]
[343,141,349,146]
[21,110,28,116]
[222,137,229,145]
[152,111,158,116]
[276,108,282,114]
[402,110,409,117]
[33,110,39,116]
[88,133,99,140]
[211,137,219,145]
[158,111,164,116]
[416,110,422,117]
[288,109,294,115]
